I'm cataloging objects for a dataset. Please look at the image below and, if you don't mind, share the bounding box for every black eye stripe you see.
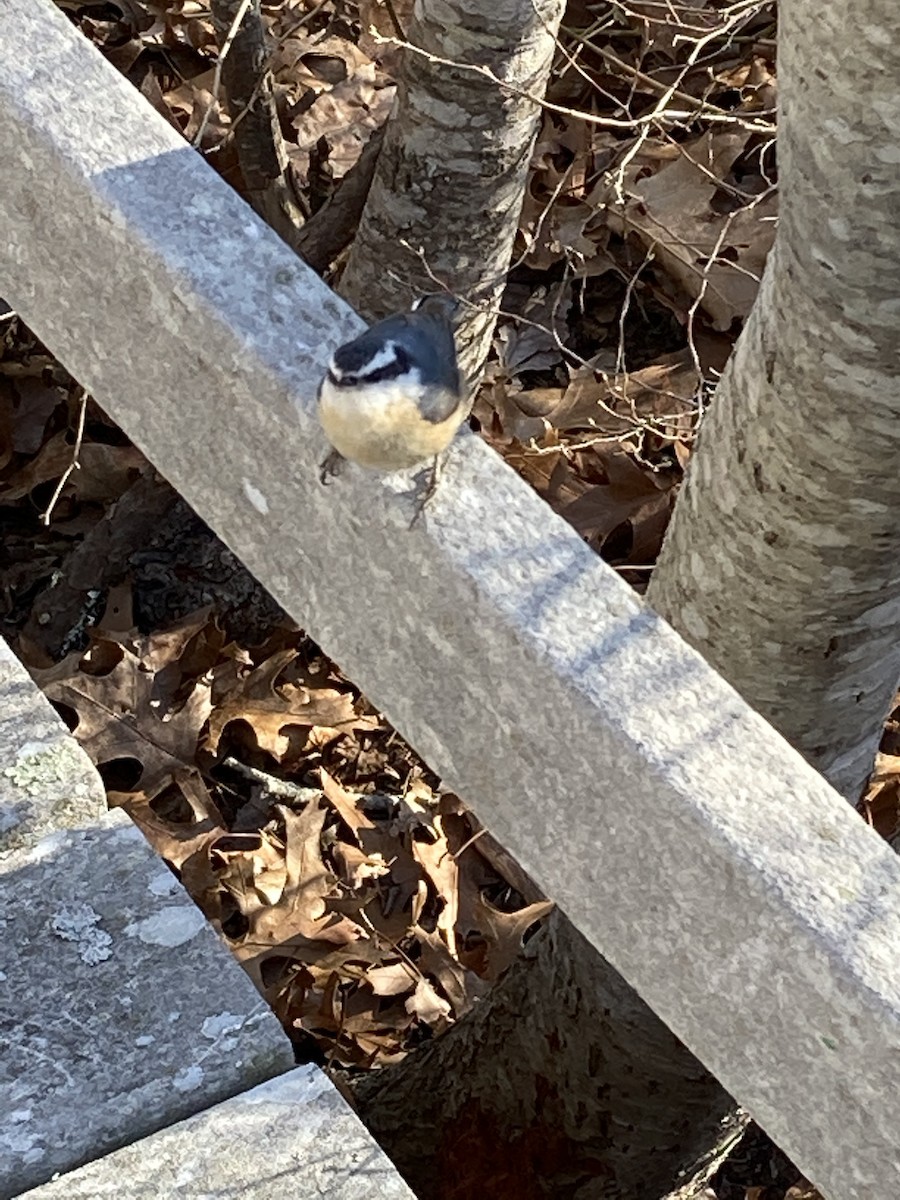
[330,344,413,386]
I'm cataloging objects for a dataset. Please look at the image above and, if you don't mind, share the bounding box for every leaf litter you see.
[19,595,548,1070]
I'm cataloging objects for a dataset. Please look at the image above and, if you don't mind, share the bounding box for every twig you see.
[684,184,776,378]
[615,245,656,377]
[356,906,425,978]
[403,238,704,445]
[509,161,577,275]
[221,755,319,805]
[449,826,489,861]
[370,31,775,135]
[381,0,407,41]
[548,0,739,131]
[193,0,253,148]
[607,3,765,207]
[41,387,87,526]
[618,0,771,39]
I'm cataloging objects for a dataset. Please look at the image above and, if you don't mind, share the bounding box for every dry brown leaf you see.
[0,428,146,505]
[122,772,225,871]
[332,842,391,888]
[521,117,617,270]
[412,823,459,958]
[405,976,452,1024]
[9,377,64,455]
[283,33,395,180]
[861,753,900,843]
[205,650,378,761]
[1,430,75,501]
[417,928,489,1014]
[70,443,147,504]
[320,769,378,843]
[280,802,336,924]
[505,439,587,513]
[607,131,776,329]
[470,895,556,982]
[31,640,212,798]
[550,350,700,439]
[236,802,366,951]
[555,447,677,560]
[136,605,217,672]
[495,287,571,379]
[717,56,777,116]
[365,961,418,997]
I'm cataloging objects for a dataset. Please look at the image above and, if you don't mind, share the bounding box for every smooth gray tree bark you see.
[648,0,900,803]
[338,0,565,382]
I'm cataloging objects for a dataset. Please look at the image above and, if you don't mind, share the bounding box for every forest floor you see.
[3,2,896,1198]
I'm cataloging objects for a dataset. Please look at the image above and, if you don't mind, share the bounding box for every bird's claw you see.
[319,449,345,485]
[409,455,443,528]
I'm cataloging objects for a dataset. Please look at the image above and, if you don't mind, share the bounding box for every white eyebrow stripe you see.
[353,340,402,378]
[328,340,402,384]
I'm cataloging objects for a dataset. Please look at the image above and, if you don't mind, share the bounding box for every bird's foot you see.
[409,455,443,528]
[319,449,345,485]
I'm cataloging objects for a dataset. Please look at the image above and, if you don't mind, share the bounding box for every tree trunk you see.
[338,0,565,382]
[647,0,900,802]
[355,910,739,1200]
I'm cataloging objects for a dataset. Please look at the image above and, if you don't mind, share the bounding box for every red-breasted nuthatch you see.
[318,295,467,483]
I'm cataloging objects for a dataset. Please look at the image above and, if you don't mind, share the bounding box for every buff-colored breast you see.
[318,378,466,471]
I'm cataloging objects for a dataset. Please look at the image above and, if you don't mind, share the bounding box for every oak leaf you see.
[31,640,212,799]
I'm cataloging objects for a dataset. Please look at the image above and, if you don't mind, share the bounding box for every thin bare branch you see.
[41,387,87,526]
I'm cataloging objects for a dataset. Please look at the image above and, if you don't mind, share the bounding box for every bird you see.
[317,294,467,494]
